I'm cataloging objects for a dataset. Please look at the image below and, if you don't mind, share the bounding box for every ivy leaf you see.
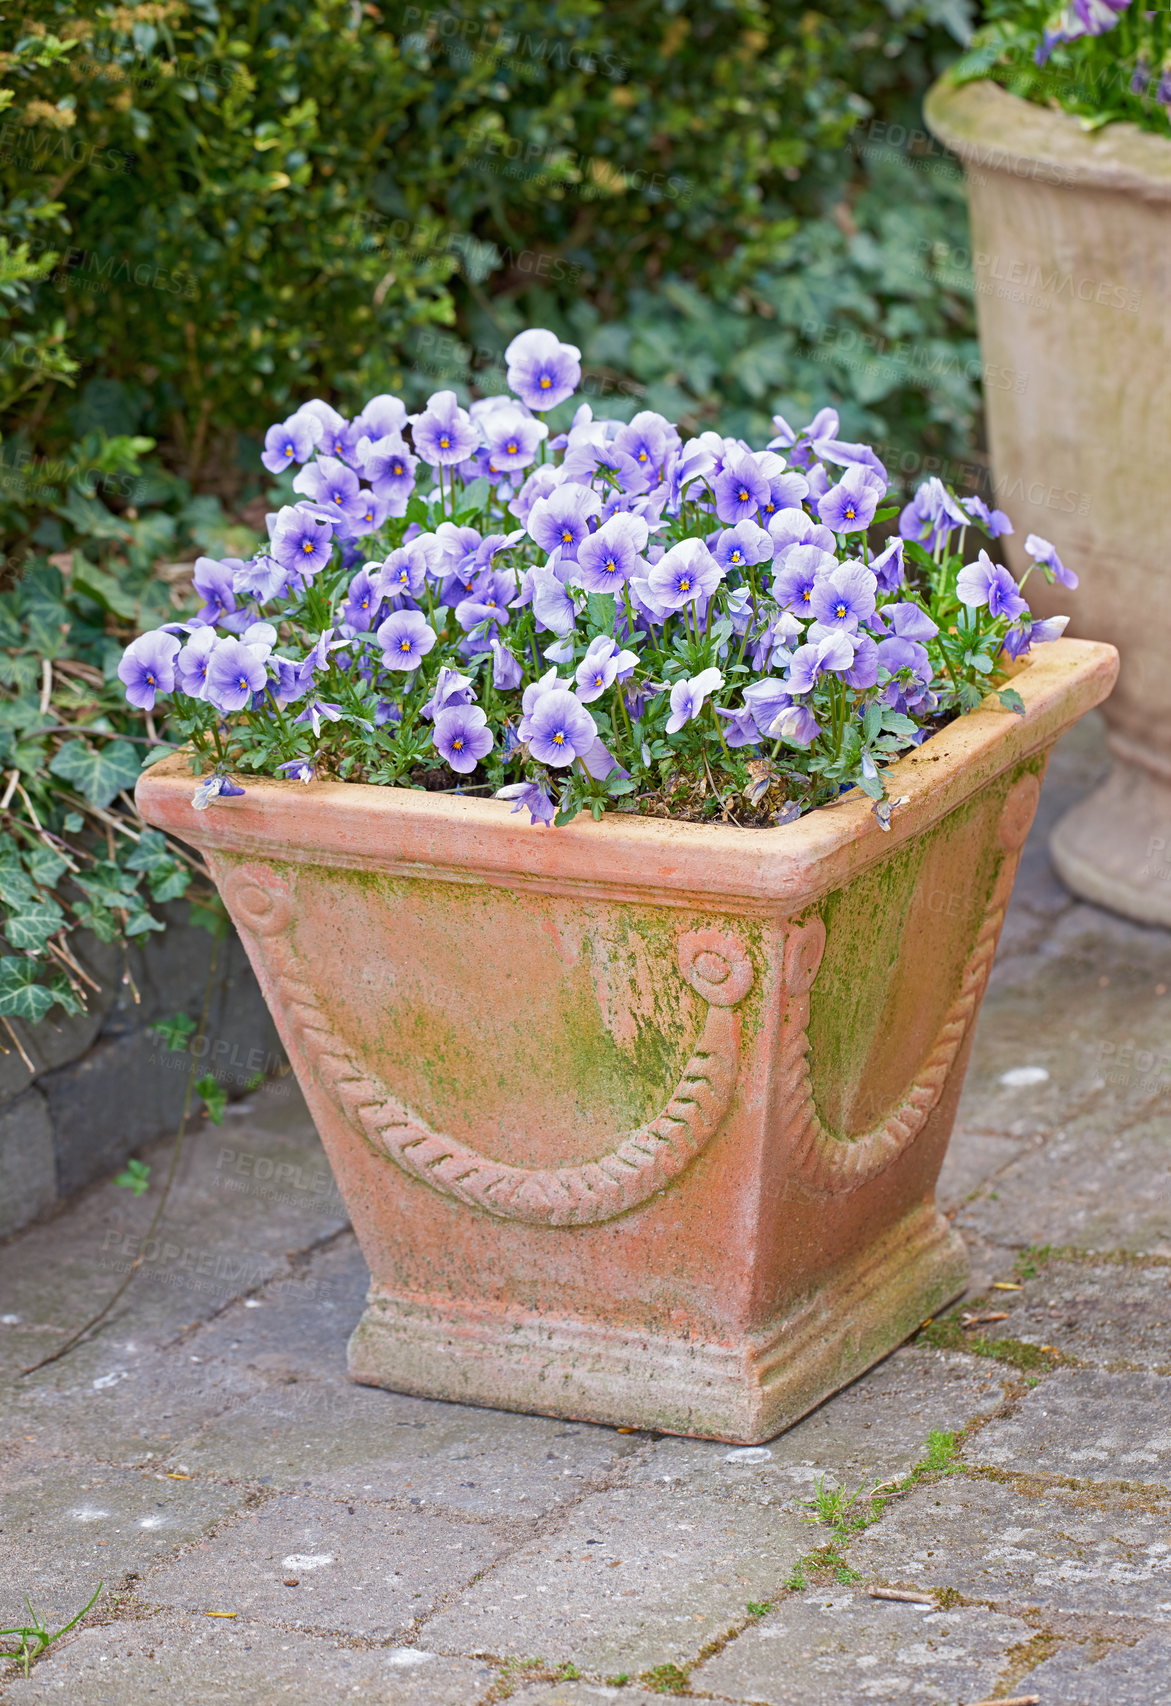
[23,844,68,890]
[49,739,143,809]
[124,906,166,937]
[0,957,58,1022]
[114,1158,151,1197]
[70,559,139,621]
[151,1012,197,1051]
[195,1072,228,1125]
[3,895,65,951]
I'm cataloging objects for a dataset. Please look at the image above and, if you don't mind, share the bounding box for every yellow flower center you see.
[637,450,648,461]
[301,540,315,554]
[552,730,565,744]
[561,528,573,542]
[738,488,749,502]
[452,736,464,750]
[506,441,518,455]
[439,435,450,449]
[539,375,552,389]
[801,587,811,601]
[844,506,855,520]
[730,550,742,563]
[399,638,412,652]
[834,602,847,618]
[679,577,691,592]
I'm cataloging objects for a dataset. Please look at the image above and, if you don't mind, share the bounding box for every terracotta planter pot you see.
[926,78,1171,928]
[137,638,1115,1441]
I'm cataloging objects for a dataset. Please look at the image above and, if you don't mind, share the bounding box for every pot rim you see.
[136,637,1116,913]
[925,77,1171,202]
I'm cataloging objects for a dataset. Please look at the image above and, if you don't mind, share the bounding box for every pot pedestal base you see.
[1050,756,1171,931]
[348,1206,969,1444]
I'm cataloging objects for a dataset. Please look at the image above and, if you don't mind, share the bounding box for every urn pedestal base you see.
[1050,750,1171,931]
[348,1205,968,1443]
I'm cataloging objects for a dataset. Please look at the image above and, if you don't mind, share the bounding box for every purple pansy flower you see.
[233,553,287,604]
[785,629,856,694]
[666,667,723,734]
[192,557,237,627]
[433,704,493,773]
[293,696,346,739]
[768,509,837,555]
[118,630,180,710]
[526,483,602,559]
[816,463,885,534]
[340,567,382,632]
[807,561,878,632]
[709,521,773,571]
[575,513,649,595]
[956,549,1029,619]
[292,455,368,532]
[898,477,966,552]
[270,506,335,576]
[962,495,1013,539]
[485,406,548,475]
[261,410,321,474]
[574,635,640,703]
[528,563,578,636]
[175,625,219,698]
[522,688,597,767]
[770,703,820,746]
[409,390,479,467]
[842,632,880,690]
[278,759,315,784]
[877,636,934,704]
[875,602,940,642]
[611,410,678,478]
[1024,533,1078,588]
[772,544,835,615]
[353,393,408,443]
[496,779,557,826]
[1003,613,1070,659]
[713,449,770,526]
[505,328,582,410]
[376,608,437,671]
[490,638,525,690]
[205,635,270,713]
[646,538,724,611]
[377,542,429,599]
[420,667,476,722]
[356,432,418,516]
[299,399,351,460]
[871,537,905,594]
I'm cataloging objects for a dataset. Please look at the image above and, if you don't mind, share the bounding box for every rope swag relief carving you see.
[783,772,1040,1194]
[216,770,1036,1221]
[218,865,755,1227]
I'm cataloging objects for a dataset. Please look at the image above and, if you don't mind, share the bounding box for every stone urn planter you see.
[137,638,1115,1442]
[926,78,1171,927]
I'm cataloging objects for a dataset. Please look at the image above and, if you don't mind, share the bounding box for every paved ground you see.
[2,712,1169,1705]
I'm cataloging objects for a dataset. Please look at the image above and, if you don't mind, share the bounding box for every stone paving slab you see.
[693,1589,1034,1706]
[955,1108,1171,1255]
[420,1484,807,1677]
[166,1379,641,1521]
[848,1475,1171,1617]
[627,1346,1007,1500]
[0,1084,347,1369]
[977,1258,1171,1368]
[2,1614,493,1705]
[1017,1627,1171,1703]
[141,1493,511,1641]
[0,1457,244,1631]
[967,1369,1171,1488]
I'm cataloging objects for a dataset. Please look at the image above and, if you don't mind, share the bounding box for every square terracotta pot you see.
[137,637,1116,1442]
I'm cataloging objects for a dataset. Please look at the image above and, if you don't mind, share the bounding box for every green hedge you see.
[3,0,975,544]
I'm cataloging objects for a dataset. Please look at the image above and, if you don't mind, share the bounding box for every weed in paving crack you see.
[642,1661,690,1694]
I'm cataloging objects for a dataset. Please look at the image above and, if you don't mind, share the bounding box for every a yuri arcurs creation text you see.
[119,327,1075,829]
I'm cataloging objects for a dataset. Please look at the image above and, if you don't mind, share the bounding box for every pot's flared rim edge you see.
[135,638,1117,909]
[925,77,1171,200]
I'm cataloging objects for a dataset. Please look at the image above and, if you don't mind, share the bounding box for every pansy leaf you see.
[49,739,144,809]
[997,687,1026,716]
[585,592,616,636]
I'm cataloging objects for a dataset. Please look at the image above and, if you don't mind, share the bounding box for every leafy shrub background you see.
[0,0,980,1021]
